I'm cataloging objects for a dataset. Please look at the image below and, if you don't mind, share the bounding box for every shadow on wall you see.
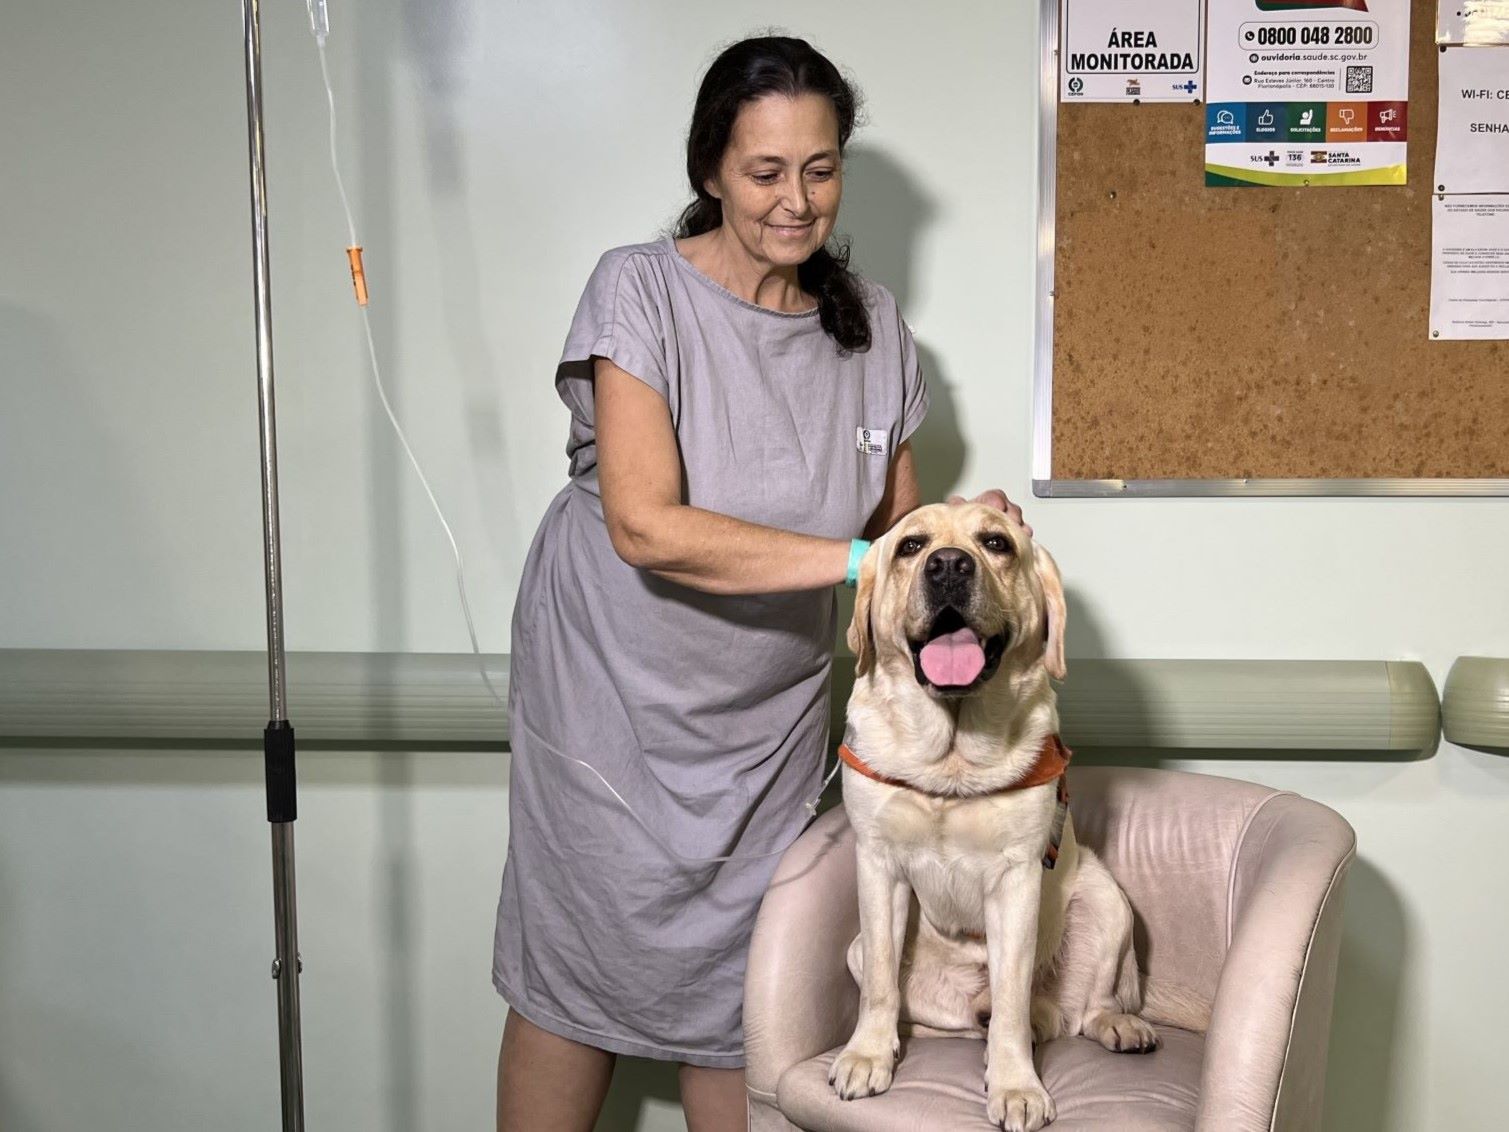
[1322,857,1409,1131]
[839,144,965,506]
[399,0,519,562]
[364,4,418,1131]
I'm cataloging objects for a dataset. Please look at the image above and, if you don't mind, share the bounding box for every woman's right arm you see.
[593,356,852,596]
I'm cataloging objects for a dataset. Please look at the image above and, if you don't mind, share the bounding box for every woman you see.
[494,35,1026,1132]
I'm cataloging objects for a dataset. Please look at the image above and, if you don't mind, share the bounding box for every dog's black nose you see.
[924,547,975,583]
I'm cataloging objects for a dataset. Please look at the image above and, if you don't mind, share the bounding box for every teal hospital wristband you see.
[845,539,871,588]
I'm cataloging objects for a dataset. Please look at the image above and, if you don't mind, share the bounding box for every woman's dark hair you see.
[674,35,870,353]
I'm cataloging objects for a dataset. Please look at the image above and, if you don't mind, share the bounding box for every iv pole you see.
[240,0,306,1127]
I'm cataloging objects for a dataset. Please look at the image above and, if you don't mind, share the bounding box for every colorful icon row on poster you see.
[1205,101,1408,144]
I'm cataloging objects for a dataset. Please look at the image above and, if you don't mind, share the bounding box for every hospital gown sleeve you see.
[897,303,930,446]
[554,249,671,427]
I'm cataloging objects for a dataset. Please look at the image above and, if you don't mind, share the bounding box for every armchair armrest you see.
[744,806,861,1108]
[1196,793,1357,1132]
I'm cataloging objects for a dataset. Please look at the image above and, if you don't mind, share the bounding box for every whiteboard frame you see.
[1031,0,1509,498]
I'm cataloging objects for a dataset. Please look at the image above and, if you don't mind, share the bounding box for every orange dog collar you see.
[836,734,1072,869]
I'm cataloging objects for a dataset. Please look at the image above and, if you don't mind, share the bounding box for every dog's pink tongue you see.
[919,627,986,686]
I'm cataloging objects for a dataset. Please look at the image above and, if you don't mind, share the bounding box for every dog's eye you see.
[981,534,1014,555]
[896,535,927,558]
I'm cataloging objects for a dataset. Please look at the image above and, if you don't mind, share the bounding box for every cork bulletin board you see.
[1035,0,1509,496]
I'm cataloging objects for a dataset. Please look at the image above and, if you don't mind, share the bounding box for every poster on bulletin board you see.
[1060,0,1205,101]
[1204,0,1412,186]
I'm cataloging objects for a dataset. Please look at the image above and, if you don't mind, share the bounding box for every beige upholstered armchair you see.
[744,766,1356,1131]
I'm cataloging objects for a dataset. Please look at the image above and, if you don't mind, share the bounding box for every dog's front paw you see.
[1085,1011,1159,1054]
[986,1081,1056,1131]
[828,1040,898,1099]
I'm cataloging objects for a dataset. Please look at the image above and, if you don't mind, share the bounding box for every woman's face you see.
[705,92,842,268]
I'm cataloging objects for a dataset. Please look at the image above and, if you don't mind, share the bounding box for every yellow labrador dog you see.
[828,502,1173,1131]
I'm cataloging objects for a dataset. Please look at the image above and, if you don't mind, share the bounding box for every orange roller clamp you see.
[346,246,368,306]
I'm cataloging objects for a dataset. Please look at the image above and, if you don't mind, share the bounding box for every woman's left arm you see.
[862,440,923,540]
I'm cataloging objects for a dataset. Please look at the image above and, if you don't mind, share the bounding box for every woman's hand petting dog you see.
[946,489,1032,537]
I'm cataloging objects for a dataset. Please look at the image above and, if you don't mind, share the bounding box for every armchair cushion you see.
[776,1027,1204,1131]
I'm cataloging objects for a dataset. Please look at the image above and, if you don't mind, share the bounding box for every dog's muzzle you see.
[910,549,1008,694]
[923,547,975,605]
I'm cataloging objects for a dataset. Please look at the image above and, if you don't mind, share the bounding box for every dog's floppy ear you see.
[846,545,878,677]
[1034,542,1067,681]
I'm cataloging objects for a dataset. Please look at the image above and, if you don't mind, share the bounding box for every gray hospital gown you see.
[492,234,928,1066]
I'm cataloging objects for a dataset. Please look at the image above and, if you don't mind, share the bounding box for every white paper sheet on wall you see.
[1435,45,1509,191]
[1430,196,1509,338]
[1437,0,1509,46]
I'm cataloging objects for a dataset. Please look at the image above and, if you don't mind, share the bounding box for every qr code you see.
[1345,65,1373,93]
